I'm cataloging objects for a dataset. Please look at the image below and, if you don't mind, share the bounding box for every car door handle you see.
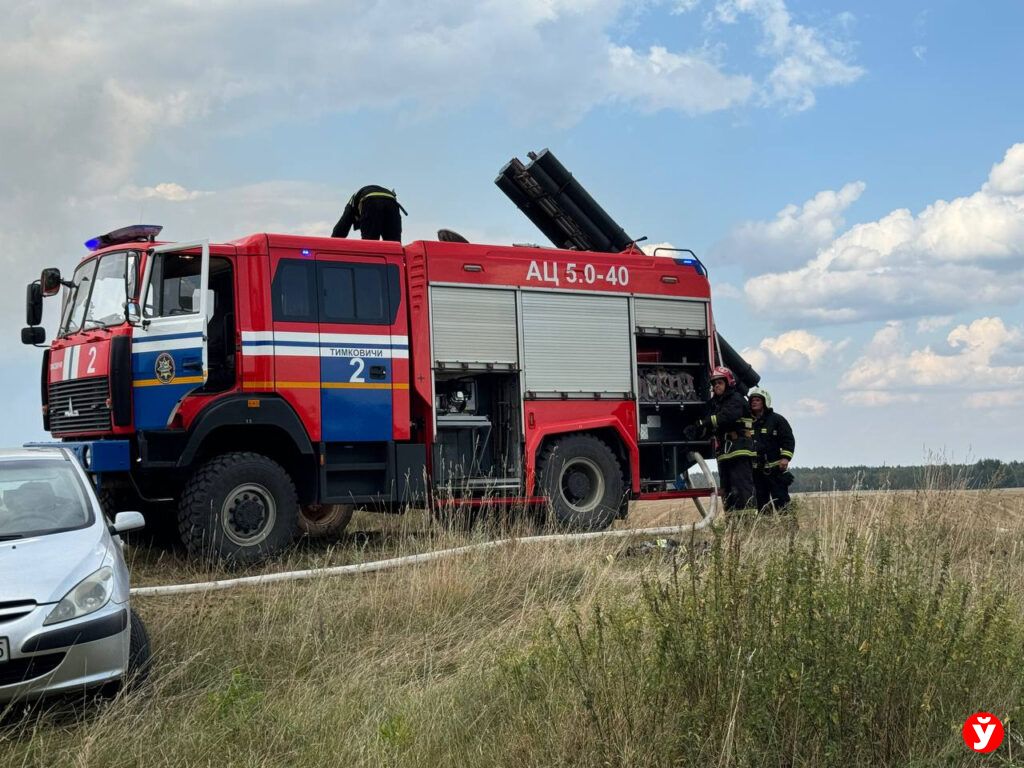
[369,365,387,380]
[182,359,203,372]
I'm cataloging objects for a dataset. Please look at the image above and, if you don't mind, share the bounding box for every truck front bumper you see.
[24,440,131,473]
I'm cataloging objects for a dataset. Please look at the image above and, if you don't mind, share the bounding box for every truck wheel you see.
[298,503,354,538]
[178,452,299,564]
[537,434,624,531]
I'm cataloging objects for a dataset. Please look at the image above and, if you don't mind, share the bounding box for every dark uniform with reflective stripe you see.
[696,387,755,510]
[752,409,795,512]
[332,185,405,241]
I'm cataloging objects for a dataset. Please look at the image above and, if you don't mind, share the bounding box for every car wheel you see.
[298,503,354,538]
[537,434,624,531]
[126,608,152,688]
[178,452,299,564]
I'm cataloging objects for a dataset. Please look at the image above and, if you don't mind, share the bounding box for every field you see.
[3,487,1024,767]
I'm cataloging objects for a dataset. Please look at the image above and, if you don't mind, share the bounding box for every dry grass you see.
[2,486,1024,767]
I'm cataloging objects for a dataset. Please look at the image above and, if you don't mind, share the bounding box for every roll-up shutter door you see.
[521,292,631,394]
[431,286,518,366]
[635,298,707,333]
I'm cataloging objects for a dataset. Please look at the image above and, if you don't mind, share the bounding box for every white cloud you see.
[714,0,864,111]
[985,143,1024,196]
[671,0,702,12]
[742,329,834,372]
[713,282,743,299]
[606,44,753,114]
[119,183,209,202]
[712,181,865,269]
[840,318,1024,407]
[744,142,1024,324]
[641,241,679,255]
[842,391,921,407]
[792,397,827,416]
[916,316,953,333]
[965,391,1021,409]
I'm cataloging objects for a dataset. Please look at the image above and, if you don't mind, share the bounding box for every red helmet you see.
[710,366,735,387]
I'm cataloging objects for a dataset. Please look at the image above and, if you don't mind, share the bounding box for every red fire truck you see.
[22,151,756,563]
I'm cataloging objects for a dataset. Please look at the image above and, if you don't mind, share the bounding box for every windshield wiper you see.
[0,534,24,541]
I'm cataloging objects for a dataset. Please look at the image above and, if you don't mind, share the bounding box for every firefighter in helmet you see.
[748,387,795,512]
[332,185,407,242]
[684,366,756,511]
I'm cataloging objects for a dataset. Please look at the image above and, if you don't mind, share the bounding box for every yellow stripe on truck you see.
[134,376,206,388]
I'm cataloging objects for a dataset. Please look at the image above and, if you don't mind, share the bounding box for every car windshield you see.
[60,251,138,336]
[0,459,94,539]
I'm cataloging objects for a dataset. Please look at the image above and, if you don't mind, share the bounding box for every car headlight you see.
[43,566,113,626]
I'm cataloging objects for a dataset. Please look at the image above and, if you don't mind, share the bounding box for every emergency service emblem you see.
[154,353,176,384]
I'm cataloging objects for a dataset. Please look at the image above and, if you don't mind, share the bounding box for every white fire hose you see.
[131,453,719,598]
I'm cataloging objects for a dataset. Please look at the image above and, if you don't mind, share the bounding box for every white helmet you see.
[747,387,772,409]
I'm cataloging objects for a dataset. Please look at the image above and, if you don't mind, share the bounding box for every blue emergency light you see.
[85,224,163,251]
[674,257,707,277]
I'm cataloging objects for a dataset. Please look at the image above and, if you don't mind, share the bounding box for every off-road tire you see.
[537,433,624,531]
[298,503,354,538]
[177,452,299,564]
[126,608,152,687]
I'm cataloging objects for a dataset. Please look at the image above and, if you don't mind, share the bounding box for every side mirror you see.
[26,283,43,326]
[21,326,46,345]
[110,511,146,535]
[40,267,62,297]
[126,300,142,325]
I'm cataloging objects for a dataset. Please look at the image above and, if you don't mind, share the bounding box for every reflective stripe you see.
[780,450,794,458]
[717,449,757,461]
[710,415,718,429]
[134,375,205,388]
[240,381,410,391]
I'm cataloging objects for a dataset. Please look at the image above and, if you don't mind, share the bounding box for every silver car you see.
[0,447,150,705]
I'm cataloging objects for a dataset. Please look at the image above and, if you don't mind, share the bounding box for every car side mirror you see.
[21,326,46,345]
[40,268,62,298]
[126,300,142,325]
[26,283,43,326]
[110,511,146,535]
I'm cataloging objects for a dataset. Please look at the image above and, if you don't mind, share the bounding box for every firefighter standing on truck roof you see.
[748,387,795,513]
[331,185,407,241]
[684,367,755,511]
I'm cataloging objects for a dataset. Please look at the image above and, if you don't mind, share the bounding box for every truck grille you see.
[48,377,111,434]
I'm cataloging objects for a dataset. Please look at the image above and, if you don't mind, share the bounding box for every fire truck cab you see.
[23,152,743,563]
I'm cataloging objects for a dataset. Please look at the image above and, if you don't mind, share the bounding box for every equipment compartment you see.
[432,371,522,494]
[634,333,713,491]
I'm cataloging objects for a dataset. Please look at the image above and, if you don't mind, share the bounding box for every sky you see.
[1,0,1022,467]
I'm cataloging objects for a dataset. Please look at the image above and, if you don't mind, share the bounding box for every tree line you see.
[788,459,1024,492]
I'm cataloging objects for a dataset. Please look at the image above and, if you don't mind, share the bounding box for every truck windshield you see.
[0,459,93,539]
[60,251,138,336]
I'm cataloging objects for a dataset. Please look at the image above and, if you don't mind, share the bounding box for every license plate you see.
[0,637,8,664]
